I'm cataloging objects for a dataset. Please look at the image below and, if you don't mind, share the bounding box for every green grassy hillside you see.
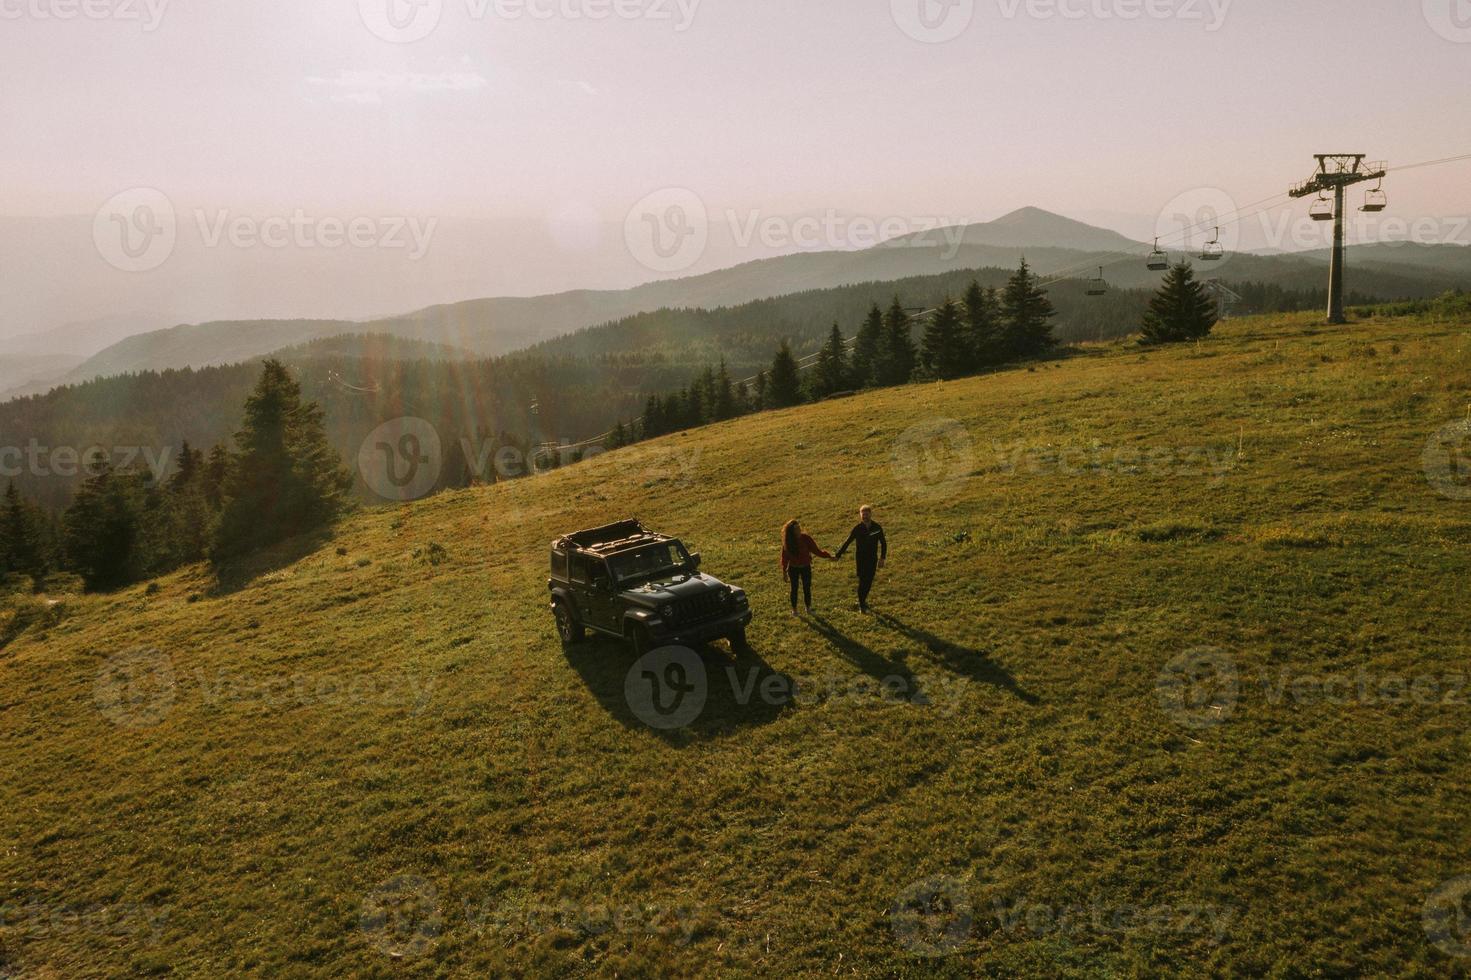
[3,305,1471,977]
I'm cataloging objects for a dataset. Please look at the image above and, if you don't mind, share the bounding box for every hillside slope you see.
[3,306,1471,975]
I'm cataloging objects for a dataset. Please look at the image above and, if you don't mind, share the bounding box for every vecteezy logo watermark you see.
[93,192,437,271]
[94,650,438,728]
[621,647,965,732]
[1156,647,1238,730]
[891,0,975,43]
[727,210,971,258]
[625,646,708,730]
[623,194,972,274]
[1424,0,1471,43]
[988,438,1240,484]
[192,210,436,258]
[995,0,1230,30]
[624,187,709,274]
[359,417,443,502]
[0,441,174,480]
[0,901,171,943]
[1425,875,1471,957]
[1423,419,1471,501]
[0,0,170,29]
[466,896,705,945]
[358,0,699,42]
[358,0,443,42]
[1155,186,1238,268]
[890,419,976,501]
[890,876,973,957]
[890,877,1235,955]
[93,187,176,273]
[360,875,443,960]
[93,648,177,729]
[1255,212,1471,252]
[1158,650,1471,730]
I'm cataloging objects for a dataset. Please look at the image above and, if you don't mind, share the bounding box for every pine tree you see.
[921,298,970,380]
[1140,261,1219,345]
[62,463,156,590]
[767,341,803,408]
[880,297,916,385]
[643,395,663,438]
[851,303,885,388]
[202,445,229,510]
[694,366,716,424]
[810,323,850,398]
[609,421,628,449]
[1000,258,1058,358]
[685,378,706,428]
[168,440,204,493]
[1,481,48,583]
[753,371,768,410]
[963,279,1003,369]
[214,359,353,559]
[714,359,736,420]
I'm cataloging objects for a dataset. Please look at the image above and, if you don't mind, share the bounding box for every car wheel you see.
[554,601,585,646]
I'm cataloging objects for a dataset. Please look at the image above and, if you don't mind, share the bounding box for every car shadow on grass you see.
[562,634,789,745]
[871,612,1039,705]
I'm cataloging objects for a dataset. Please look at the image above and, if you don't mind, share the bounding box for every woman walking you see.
[781,519,833,616]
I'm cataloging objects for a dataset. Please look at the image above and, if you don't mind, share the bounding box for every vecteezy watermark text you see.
[1157,648,1471,730]
[0,0,169,29]
[623,188,973,273]
[94,648,437,729]
[0,440,173,480]
[889,875,1235,957]
[358,0,700,43]
[359,873,707,960]
[623,646,967,731]
[0,901,171,943]
[93,188,437,272]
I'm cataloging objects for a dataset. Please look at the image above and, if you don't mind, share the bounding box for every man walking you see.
[834,504,887,613]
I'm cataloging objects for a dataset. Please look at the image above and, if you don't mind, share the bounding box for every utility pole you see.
[1288,154,1387,325]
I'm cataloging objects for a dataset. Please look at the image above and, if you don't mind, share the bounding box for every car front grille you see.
[671,592,726,626]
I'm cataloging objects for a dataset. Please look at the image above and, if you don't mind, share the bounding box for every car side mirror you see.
[687,552,701,570]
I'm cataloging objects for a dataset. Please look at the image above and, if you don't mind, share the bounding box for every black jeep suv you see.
[548,519,752,654]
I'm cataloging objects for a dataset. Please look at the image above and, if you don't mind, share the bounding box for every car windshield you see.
[608,542,689,584]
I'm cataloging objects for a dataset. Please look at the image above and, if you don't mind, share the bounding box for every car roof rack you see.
[555,519,673,556]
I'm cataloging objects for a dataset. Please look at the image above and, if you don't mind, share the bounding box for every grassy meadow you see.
[3,302,1471,977]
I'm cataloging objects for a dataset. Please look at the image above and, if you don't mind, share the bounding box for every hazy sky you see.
[6,0,1470,214]
[2,0,1470,337]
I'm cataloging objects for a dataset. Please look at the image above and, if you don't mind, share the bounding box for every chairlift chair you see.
[1199,228,1224,262]
[1147,239,1169,271]
[1360,188,1387,213]
[1085,267,1109,296]
[1309,195,1335,222]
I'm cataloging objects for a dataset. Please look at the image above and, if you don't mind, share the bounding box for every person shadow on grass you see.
[869,612,1039,705]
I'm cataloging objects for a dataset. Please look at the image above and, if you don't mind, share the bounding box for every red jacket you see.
[781,533,831,575]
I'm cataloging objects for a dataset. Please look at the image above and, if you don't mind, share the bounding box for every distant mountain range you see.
[5,207,1468,400]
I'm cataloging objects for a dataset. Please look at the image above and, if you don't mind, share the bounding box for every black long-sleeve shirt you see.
[835,521,886,565]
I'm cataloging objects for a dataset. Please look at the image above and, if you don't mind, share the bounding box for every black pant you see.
[788,566,813,609]
[857,560,878,611]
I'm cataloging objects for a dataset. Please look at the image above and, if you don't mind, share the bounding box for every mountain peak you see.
[991,206,1075,225]
[947,207,1140,252]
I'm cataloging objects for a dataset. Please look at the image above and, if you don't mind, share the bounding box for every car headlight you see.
[660,604,674,619]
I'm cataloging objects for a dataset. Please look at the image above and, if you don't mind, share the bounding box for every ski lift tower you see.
[1288,154,1387,325]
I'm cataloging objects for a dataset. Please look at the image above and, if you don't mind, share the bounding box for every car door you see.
[585,560,618,634]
